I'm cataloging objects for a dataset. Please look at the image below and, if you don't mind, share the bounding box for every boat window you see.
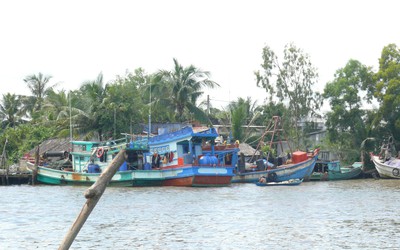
[177,142,189,155]
[315,163,322,172]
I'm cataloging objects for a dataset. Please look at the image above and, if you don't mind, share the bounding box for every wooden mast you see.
[250,116,292,167]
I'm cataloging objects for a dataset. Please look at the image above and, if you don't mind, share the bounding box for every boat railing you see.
[202,144,239,151]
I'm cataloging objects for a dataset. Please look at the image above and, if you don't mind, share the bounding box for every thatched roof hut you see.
[28,138,71,156]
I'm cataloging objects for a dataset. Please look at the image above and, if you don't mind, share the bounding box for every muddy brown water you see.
[1,179,400,249]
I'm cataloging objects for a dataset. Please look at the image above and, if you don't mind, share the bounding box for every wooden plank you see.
[58,149,126,250]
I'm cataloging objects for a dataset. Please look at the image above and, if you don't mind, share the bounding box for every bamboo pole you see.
[58,149,126,250]
[1,139,8,185]
[32,146,40,185]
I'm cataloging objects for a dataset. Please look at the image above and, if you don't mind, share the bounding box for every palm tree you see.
[153,58,219,123]
[23,72,54,112]
[43,89,69,121]
[42,89,85,138]
[75,73,108,140]
[228,97,260,142]
[0,93,24,128]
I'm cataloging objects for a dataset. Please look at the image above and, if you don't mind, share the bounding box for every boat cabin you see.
[147,126,239,168]
[313,161,340,173]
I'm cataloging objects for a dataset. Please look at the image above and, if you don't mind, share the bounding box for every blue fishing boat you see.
[232,150,318,183]
[146,126,239,187]
[232,116,319,183]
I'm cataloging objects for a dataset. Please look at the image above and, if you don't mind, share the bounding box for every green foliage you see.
[5,47,400,166]
[255,43,322,147]
[75,72,109,140]
[153,58,219,124]
[372,43,400,141]
[228,97,260,142]
[23,73,54,116]
[0,123,56,164]
[323,59,374,151]
[261,144,275,156]
[105,71,148,136]
[255,101,289,126]
[207,107,227,126]
[230,99,247,141]
[0,93,24,128]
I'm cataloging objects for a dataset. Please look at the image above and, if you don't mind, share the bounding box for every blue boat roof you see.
[148,126,218,145]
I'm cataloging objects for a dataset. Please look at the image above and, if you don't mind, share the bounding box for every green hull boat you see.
[311,161,362,181]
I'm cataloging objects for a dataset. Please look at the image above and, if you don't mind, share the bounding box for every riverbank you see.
[0,172,31,185]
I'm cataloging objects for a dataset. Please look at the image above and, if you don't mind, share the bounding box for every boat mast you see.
[251,116,291,163]
[69,91,73,144]
[148,81,151,144]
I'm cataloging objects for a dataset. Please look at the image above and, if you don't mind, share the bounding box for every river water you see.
[1,179,400,249]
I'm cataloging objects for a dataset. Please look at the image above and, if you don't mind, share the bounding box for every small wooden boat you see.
[256,178,303,186]
[310,160,362,181]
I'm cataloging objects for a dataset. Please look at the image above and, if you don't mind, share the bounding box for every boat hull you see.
[232,155,317,183]
[310,168,362,181]
[256,179,303,186]
[191,166,234,187]
[28,127,238,187]
[30,164,195,187]
[371,155,400,179]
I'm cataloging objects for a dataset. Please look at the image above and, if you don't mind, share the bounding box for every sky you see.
[1,0,399,110]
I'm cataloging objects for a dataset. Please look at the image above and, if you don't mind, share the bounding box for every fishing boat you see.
[255,178,303,186]
[232,150,318,183]
[371,155,400,178]
[370,136,400,179]
[147,126,239,187]
[310,160,362,181]
[26,138,164,186]
[27,126,238,187]
[231,116,319,183]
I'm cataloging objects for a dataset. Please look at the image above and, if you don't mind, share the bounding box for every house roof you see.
[28,138,71,155]
[238,143,259,156]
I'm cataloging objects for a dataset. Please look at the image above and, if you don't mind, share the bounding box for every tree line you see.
[1,43,399,165]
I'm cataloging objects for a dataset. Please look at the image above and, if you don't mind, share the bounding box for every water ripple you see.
[1,179,400,249]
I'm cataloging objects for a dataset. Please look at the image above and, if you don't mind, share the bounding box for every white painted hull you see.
[371,155,400,179]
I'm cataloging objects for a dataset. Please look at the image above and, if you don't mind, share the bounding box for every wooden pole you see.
[58,149,126,250]
[32,146,39,185]
[1,139,8,185]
